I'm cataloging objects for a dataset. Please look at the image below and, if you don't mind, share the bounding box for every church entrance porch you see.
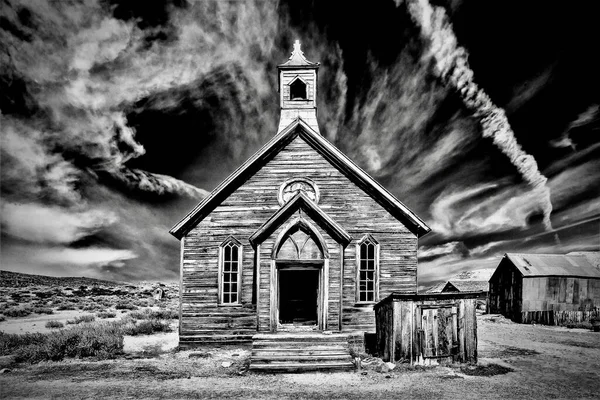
[278,267,319,331]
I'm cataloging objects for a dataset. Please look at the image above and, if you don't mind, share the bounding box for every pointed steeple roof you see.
[279,40,319,68]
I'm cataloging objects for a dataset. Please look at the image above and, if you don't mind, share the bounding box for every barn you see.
[168,41,431,370]
[428,280,488,294]
[488,253,600,325]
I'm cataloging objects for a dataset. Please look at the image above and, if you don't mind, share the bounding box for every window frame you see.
[355,234,380,304]
[218,236,243,306]
[287,76,309,101]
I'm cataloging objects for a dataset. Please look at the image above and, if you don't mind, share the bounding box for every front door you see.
[278,269,319,328]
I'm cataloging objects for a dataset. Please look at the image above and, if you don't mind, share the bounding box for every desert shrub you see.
[45,320,64,329]
[81,304,104,312]
[0,315,5,322]
[13,322,124,363]
[96,311,117,319]
[3,307,33,318]
[115,301,138,310]
[134,299,150,307]
[33,307,54,315]
[0,332,46,355]
[127,308,178,321]
[66,315,96,325]
[121,319,172,336]
[57,304,76,311]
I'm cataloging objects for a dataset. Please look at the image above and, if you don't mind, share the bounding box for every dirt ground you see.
[1,315,599,399]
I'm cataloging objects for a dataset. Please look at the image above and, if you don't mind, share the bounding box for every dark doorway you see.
[279,269,319,325]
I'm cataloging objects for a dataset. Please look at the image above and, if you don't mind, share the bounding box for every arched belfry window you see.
[357,235,379,303]
[290,78,307,100]
[219,237,242,305]
[277,228,323,260]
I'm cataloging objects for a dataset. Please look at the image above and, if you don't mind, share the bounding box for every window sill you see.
[218,303,243,308]
[354,302,377,308]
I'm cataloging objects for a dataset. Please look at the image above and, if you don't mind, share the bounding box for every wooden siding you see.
[281,71,316,106]
[520,276,600,324]
[375,293,480,365]
[487,258,523,321]
[489,258,600,325]
[181,135,418,340]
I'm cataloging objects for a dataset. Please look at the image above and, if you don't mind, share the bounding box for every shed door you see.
[420,306,457,358]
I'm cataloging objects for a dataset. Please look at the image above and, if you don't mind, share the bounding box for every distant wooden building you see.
[428,280,488,294]
[374,293,481,365]
[169,41,431,349]
[488,253,600,324]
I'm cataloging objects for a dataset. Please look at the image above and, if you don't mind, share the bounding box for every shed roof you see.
[504,253,600,279]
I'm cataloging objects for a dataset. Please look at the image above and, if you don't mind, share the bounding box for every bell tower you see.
[277,40,320,134]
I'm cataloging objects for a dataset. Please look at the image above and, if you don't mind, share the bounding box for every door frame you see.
[275,260,324,330]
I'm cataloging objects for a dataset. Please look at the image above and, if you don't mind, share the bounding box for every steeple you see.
[277,40,320,134]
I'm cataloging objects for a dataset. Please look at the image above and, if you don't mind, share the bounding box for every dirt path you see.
[1,317,599,399]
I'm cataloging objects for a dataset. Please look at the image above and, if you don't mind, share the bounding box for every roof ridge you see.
[169,117,430,239]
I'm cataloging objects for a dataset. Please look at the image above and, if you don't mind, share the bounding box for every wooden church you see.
[170,41,431,352]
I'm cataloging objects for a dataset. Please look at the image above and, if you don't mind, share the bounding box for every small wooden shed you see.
[488,253,600,324]
[374,292,482,365]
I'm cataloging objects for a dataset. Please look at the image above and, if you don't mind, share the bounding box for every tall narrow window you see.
[357,235,378,302]
[219,237,242,305]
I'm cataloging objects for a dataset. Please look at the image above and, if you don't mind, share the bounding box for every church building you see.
[170,41,431,349]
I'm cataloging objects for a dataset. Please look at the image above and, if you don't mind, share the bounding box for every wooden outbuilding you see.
[488,253,600,324]
[169,41,431,351]
[428,280,488,294]
[374,292,482,365]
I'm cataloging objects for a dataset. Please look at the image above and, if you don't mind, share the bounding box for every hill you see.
[0,270,127,288]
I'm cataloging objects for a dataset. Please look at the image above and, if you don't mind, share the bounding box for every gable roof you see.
[427,280,488,293]
[504,253,600,279]
[170,117,431,239]
[248,192,352,247]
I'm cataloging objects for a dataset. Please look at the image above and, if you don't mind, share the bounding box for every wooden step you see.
[252,348,349,356]
[249,361,355,372]
[251,355,352,365]
[249,333,356,373]
[252,343,348,351]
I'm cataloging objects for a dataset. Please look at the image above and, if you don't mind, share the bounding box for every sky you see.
[1,0,599,287]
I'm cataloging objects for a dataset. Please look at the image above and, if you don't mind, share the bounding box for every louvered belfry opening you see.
[276,227,323,329]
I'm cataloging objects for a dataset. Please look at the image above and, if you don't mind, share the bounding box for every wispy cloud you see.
[1,202,116,244]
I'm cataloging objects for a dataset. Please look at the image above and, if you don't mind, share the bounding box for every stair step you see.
[252,341,348,349]
[249,362,354,372]
[252,349,349,355]
[251,354,353,362]
[253,334,348,341]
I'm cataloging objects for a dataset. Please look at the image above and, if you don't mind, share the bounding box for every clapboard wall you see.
[180,132,418,344]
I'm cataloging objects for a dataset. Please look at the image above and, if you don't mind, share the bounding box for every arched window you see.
[357,235,379,302]
[277,228,323,260]
[219,237,242,305]
[290,79,307,100]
